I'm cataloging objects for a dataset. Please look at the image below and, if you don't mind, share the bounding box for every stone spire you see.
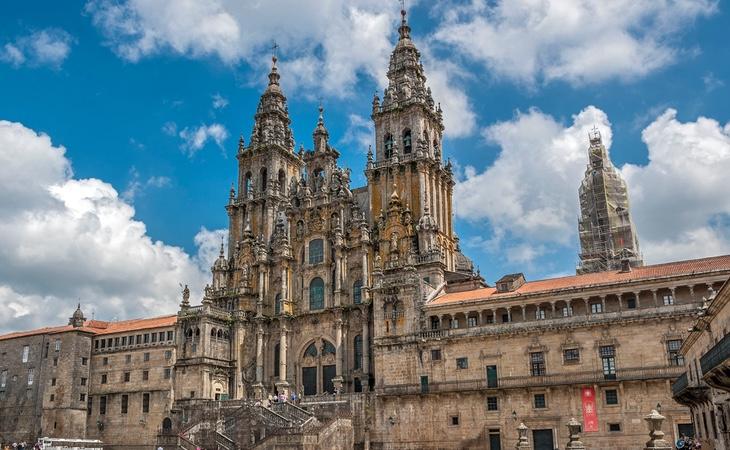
[378,7,436,113]
[248,55,294,151]
[577,128,643,274]
[313,103,329,152]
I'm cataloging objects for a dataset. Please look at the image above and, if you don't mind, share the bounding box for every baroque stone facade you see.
[1,8,730,450]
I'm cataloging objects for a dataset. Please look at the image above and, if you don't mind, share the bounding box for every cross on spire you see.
[271,40,279,60]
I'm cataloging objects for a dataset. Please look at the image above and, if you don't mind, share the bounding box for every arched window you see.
[244,172,253,196]
[275,293,281,315]
[217,329,223,339]
[274,343,280,377]
[354,335,363,370]
[195,328,200,338]
[186,328,193,339]
[309,278,325,310]
[353,280,363,304]
[403,129,412,154]
[304,342,318,357]
[210,328,217,337]
[322,340,336,356]
[309,239,324,264]
[260,167,267,192]
[278,169,286,195]
[384,133,393,159]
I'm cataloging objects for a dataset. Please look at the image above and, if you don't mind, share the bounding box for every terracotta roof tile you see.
[0,315,177,342]
[430,254,730,307]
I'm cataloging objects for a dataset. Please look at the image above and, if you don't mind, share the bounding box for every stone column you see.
[334,251,342,307]
[670,287,676,305]
[507,309,512,323]
[652,290,658,307]
[643,410,672,450]
[689,285,695,301]
[551,302,556,318]
[601,296,606,313]
[280,266,288,314]
[254,324,265,399]
[333,318,344,393]
[362,251,369,288]
[362,311,370,378]
[418,168,426,215]
[565,418,585,450]
[516,423,531,450]
[275,324,289,397]
[521,305,526,321]
[617,294,623,312]
[257,267,265,317]
[634,291,641,308]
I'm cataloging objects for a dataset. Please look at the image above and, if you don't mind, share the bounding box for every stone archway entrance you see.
[301,339,337,395]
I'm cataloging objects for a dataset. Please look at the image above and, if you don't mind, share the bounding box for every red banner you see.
[581,387,598,432]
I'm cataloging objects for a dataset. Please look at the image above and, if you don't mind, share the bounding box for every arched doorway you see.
[301,339,337,395]
[162,417,172,433]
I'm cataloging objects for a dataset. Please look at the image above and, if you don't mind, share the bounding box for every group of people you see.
[2,442,41,450]
[677,435,702,449]
[254,391,300,408]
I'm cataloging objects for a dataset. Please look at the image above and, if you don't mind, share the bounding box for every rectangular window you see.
[81,357,88,366]
[562,306,572,317]
[50,394,55,402]
[627,297,637,309]
[124,372,130,382]
[22,345,29,363]
[600,345,616,379]
[668,339,684,366]
[486,365,498,388]
[142,393,150,413]
[114,337,119,347]
[151,333,157,343]
[530,352,546,376]
[100,339,106,349]
[107,338,112,348]
[167,331,174,341]
[94,340,99,350]
[534,393,546,409]
[53,357,58,366]
[164,368,171,379]
[591,303,603,314]
[142,370,149,381]
[467,316,478,327]
[101,374,107,384]
[121,394,128,414]
[80,393,86,402]
[87,397,92,415]
[51,378,56,386]
[159,332,165,342]
[487,396,498,411]
[27,368,34,385]
[605,389,619,405]
[308,239,324,264]
[144,352,150,362]
[136,335,142,345]
[102,357,108,366]
[121,336,127,346]
[456,357,468,370]
[608,423,621,432]
[450,415,459,426]
[80,377,87,386]
[563,348,580,364]
[536,309,545,320]
[451,319,459,329]
[143,334,150,344]
[431,349,442,361]
[663,294,674,306]
[0,370,6,388]
[164,350,172,360]
[100,395,107,415]
[501,313,510,323]
[54,339,61,352]
[126,354,131,364]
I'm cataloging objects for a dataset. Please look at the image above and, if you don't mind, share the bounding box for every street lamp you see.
[656,402,662,413]
[512,410,518,421]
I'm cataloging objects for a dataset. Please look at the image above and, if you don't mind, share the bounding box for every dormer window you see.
[384,133,393,158]
[403,129,412,154]
[496,273,526,293]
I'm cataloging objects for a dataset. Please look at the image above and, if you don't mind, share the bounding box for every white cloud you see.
[212,93,229,109]
[432,0,717,86]
[0,120,213,333]
[340,114,374,154]
[455,105,730,267]
[178,123,229,156]
[121,167,171,202]
[0,29,73,69]
[623,109,730,263]
[703,72,724,92]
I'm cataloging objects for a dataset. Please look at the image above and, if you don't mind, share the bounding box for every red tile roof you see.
[0,315,177,342]
[430,254,730,306]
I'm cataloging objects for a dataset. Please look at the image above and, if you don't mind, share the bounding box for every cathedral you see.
[1,8,729,450]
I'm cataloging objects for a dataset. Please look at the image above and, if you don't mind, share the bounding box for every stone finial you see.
[565,418,585,450]
[516,423,531,450]
[644,410,672,450]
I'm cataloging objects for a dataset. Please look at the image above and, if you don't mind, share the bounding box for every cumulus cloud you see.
[0,120,217,333]
[340,114,374,154]
[455,105,730,267]
[121,166,171,202]
[432,0,717,86]
[83,0,476,137]
[212,93,229,109]
[178,123,229,156]
[0,29,74,69]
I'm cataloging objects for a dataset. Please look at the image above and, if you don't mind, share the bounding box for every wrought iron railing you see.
[701,331,730,375]
[672,372,689,396]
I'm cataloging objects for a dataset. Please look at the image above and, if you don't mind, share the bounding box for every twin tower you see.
[174,9,642,400]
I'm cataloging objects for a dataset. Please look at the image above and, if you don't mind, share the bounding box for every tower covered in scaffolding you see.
[577,128,643,274]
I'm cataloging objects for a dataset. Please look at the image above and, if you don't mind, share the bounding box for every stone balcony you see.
[671,372,711,406]
[701,332,730,392]
[378,364,684,396]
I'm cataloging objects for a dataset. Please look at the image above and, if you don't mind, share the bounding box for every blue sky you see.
[1,0,729,331]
